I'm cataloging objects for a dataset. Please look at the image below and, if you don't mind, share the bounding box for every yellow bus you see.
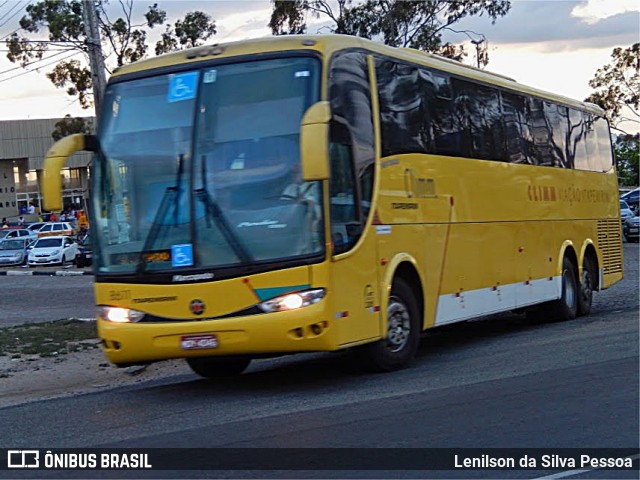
[43,35,623,376]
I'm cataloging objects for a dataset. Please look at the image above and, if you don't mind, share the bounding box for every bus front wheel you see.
[526,256,578,323]
[186,356,251,379]
[356,278,420,372]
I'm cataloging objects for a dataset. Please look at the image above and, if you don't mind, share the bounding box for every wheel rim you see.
[563,268,576,309]
[386,296,411,353]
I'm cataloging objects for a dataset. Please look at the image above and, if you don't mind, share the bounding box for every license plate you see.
[180,334,218,350]
[630,228,639,233]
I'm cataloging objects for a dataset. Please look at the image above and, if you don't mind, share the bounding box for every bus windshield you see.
[93,56,322,275]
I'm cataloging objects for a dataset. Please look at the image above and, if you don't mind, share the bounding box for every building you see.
[0,117,93,222]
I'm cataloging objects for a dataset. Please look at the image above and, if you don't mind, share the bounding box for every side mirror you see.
[299,101,330,181]
[42,134,97,211]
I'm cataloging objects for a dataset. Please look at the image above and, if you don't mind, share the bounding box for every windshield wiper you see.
[136,154,186,275]
[195,154,253,264]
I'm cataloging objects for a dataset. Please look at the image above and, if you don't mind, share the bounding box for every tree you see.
[5,1,217,111]
[269,0,511,66]
[614,134,639,187]
[51,114,94,141]
[585,43,639,133]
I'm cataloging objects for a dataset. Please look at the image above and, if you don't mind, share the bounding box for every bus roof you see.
[112,34,604,116]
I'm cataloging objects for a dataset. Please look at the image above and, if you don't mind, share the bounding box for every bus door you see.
[328,133,381,347]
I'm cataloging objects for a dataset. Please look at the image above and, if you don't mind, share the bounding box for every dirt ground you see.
[0,344,191,408]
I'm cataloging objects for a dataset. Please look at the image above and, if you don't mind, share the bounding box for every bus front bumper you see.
[97,302,337,365]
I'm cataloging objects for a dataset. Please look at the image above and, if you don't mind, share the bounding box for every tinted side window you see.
[528,98,557,167]
[451,79,503,161]
[544,102,570,168]
[594,116,613,172]
[426,71,458,157]
[329,51,375,178]
[501,92,533,164]
[376,59,427,156]
[329,51,375,252]
[569,109,589,170]
[584,115,599,171]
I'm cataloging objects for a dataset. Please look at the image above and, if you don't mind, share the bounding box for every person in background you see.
[17,215,25,226]
[27,203,35,215]
[78,210,89,231]
[1,217,8,228]
[49,212,57,222]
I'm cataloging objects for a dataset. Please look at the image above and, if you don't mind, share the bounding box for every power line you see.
[0,47,76,76]
[0,47,70,52]
[0,25,22,41]
[0,50,81,83]
[0,0,28,28]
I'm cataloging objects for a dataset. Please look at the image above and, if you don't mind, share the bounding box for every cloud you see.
[444,0,640,50]
[571,0,640,24]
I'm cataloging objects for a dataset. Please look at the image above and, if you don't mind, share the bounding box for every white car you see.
[620,200,634,223]
[28,235,78,266]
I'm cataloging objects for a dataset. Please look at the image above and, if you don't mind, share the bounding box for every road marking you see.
[534,454,639,480]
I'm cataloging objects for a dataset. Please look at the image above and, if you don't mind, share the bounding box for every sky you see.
[0,0,638,133]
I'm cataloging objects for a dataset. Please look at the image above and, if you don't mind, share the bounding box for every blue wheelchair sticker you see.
[172,244,194,267]
[168,72,198,103]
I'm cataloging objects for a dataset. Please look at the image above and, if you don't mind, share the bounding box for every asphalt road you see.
[0,245,637,478]
[0,273,95,327]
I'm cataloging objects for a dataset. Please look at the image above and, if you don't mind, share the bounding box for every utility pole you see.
[82,0,107,118]
[471,37,486,69]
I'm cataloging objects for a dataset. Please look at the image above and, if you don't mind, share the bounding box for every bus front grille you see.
[597,219,623,274]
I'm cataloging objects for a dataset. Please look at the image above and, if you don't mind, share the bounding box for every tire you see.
[548,256,579,321]
[577,256,596,316]
[356,277,421,372]
[526,256,579,323]
[186,356,251,379]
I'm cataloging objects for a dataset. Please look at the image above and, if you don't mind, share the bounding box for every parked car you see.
[26,222,46,233]
[75,232,93,268]
[620,200,634,223]
[621,188,639,212]
[37,222,74,238]
[0,237,33,266]
[623,215,639,242]
[0,228,37,241]
[27,235,78,266]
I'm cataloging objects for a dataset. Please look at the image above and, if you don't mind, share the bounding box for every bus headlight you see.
[98,306,145,323]
[258,289,326,313]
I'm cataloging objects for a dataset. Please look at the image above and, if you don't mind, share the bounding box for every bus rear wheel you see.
[577,256,596,316]
[186,356,251,379]
[356,278,420,372]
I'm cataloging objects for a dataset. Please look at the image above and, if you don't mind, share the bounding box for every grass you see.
[0,319,99,357]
